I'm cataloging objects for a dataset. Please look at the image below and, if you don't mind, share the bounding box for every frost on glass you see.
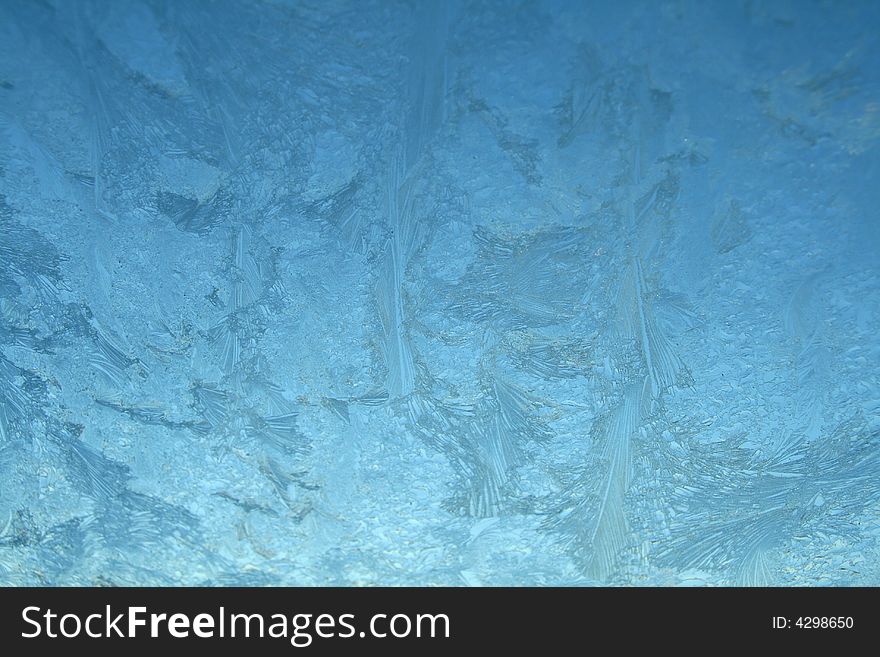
[0,0,878,585]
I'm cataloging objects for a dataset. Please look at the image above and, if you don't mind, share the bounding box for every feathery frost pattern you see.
[0,0,877,585]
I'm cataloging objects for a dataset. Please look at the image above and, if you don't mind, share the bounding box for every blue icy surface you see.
[0,0,879,586]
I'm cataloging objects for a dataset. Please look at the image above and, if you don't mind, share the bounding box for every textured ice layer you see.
[0,0,878,586]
